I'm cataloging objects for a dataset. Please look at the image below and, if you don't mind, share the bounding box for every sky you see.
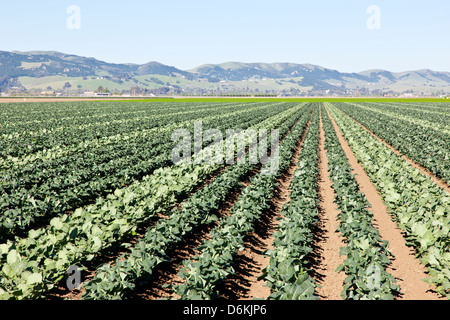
[1,0,449,72]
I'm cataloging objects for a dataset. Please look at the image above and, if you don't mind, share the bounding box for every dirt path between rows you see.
[337,108,450,195]
[324,106,443,300]
[132,109,313,300]
[133,182,254,300]
[220,110,315,300]
[312,108,347,300]
[238,123,311,300]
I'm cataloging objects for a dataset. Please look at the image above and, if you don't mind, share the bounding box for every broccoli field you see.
[0,99,449,301]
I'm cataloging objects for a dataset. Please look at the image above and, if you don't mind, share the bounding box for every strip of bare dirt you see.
[338,108,450,195]
[324,106,444,300]
[220,115,313,300]
[311,108,347,300]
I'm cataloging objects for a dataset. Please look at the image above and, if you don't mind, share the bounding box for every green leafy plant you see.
[321,105,400,300]
[327,102,450,298]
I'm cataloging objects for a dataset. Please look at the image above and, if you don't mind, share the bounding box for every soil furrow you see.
[44,108,307,300]
[312,106,347,300]
[109,107,310,300]
[131,182,254,300]
[220,109,314,300]
[324,105,443,300]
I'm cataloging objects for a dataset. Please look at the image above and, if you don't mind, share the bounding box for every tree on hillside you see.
[63,82,72,94]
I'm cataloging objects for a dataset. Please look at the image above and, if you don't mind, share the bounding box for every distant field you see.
[1,96,450,104]
[130,97,450,103]
[115,97,450,104]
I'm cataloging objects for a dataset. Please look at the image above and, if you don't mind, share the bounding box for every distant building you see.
[40,90,55,96]
[400,93,418,98]
[83,91,111,97]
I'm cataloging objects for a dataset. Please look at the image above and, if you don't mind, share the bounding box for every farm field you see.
[0,100,449,301]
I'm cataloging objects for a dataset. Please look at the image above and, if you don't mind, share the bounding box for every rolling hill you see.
[1,50,449,95]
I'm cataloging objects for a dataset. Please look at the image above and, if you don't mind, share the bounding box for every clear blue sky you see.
[1,0,449,72]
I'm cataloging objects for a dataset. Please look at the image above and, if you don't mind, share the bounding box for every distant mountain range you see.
[1,50,449,95]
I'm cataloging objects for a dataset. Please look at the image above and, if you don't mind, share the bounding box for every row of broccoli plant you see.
[80,105,314,299]
[0,102,286,242]
[0,104,306,300]
[259,106,320,300]
[321,105,401,300]
[173,106,316,300]
[327,102,450,299]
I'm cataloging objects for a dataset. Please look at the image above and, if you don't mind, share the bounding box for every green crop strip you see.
[81,104,315,300]
[0,103,306,300]
[0,103,292,240]
[361,102,450,132]
[115,98,450,104]
[334,102,450,184]
[327,103,450,298]
[260,106,320,300]
[321,105,400,300]
[0,102,278,171]
[173,106,316,300]
[1,102,289,163]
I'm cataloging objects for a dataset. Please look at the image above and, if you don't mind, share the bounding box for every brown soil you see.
[221,115,313,300]
[312,108,347,300]
[324,106,444,300]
